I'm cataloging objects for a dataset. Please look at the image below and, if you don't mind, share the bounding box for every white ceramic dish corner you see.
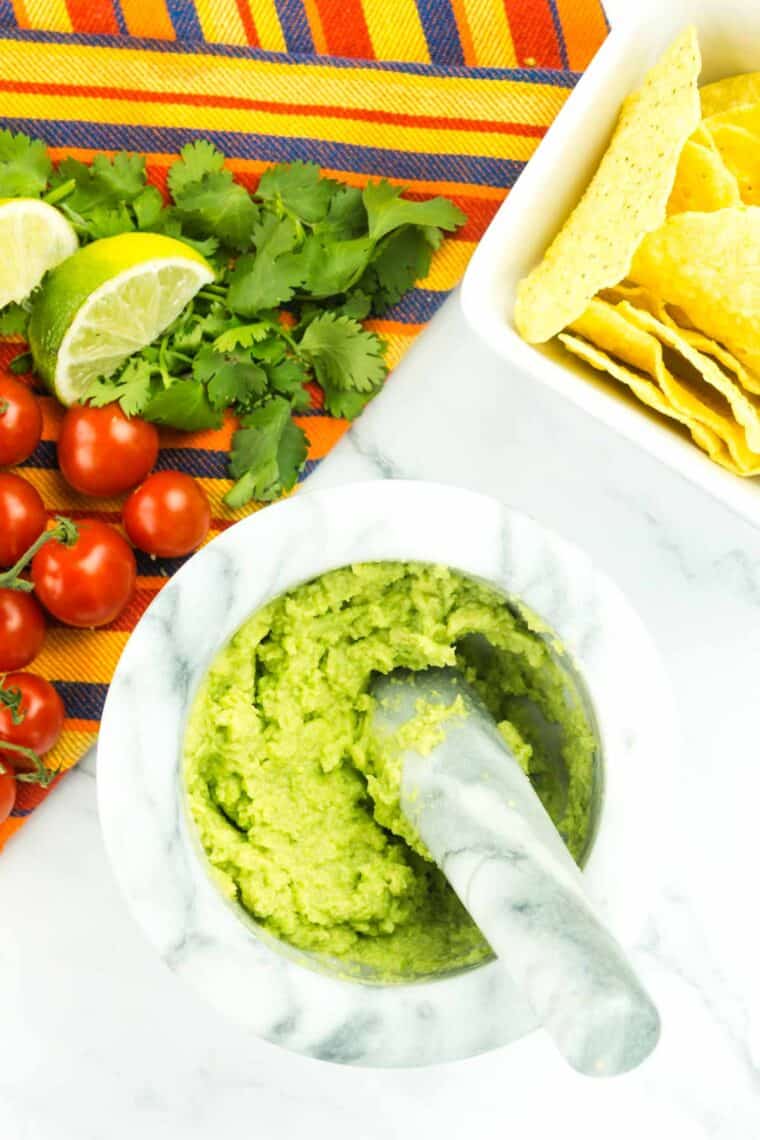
[97,481,677,1067]
[461,0,760,530]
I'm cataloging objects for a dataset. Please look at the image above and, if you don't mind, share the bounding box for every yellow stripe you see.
[362,0,429,63]
[420,240,475,291]
[36,628,129,683]
[1,90,543,161]
[22,0,72,32]
[46,728,99,774]
[364,328,416,371]
[0,39,569,126]
[463,0,517,68]
[247,0,287,52]
[195,0,248,45]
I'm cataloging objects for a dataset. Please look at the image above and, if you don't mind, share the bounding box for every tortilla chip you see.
[618,300,760,452]
[630,206,760,375]
[701,73,760,117]
[514,27,701,343]
[558,331,740,472]
[703,120,760,204]
[667,138,741,214]
[569,299,760,471]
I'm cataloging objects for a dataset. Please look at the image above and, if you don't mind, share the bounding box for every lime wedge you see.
[28,232,214,406]
[0,198,78,310]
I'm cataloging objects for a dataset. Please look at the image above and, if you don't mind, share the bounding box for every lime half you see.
[28,232,214,406]
[0,198,78,310]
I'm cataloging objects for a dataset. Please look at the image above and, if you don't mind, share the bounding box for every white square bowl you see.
[461,0,760,528]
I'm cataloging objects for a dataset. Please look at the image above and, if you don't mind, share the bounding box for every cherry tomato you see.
[58,404,159,497]
[0,474,47,568]
[31,519,136,628]
[0,673,64,771]
[0,376,42,467]
[0,761,15,824]
[0,588,46,670]
[123,471,211,558]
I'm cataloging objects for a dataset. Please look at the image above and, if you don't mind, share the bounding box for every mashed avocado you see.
[184,562,598,980]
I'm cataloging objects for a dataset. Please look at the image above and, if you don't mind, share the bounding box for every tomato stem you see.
[0,743,57,787]
[0,677,25,725]
[0,516,79,593]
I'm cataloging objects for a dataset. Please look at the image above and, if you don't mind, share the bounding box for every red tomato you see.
[0,376,42,467]
[31,519,136,628]
[123,471,211,558]
[0,588,46,670]
[0,761,15,824]
[0,673,64,770]
[58,404,159,497]
[0,474,47,568]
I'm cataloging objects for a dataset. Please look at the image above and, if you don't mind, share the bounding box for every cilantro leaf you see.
[297,234,373,298]
[298,312,386,393]
[318,186,367,240]
[133,185,165,230]
[363,180,466,243]
[213,322,271,352]
[0,130,52,198]
[193,345,268,411]
[318,378,376,420]
[174,171,258,252]
[267,358,311,409]
[227,215,303,314]
[85,203,136,239]
[224,396,308,507]
[168,141,226,201]
[86,357,155,416]
[359,226,435,314]
[257,161,339,225]
[143,381,222,431]
[0,303,30,337]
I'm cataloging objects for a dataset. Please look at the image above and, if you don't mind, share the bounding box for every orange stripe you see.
[234,0,259,44]
[554,0,607,70]
[449,0,477,67]
[64,0,119,33]
[119,0,176,39]
[0,816,28,850]
[0,79,546,139]
[314,0,374,59]
[11,0,30,27]
[302,0,328,53]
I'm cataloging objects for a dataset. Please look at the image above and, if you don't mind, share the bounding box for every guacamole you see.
[184,562,597,980]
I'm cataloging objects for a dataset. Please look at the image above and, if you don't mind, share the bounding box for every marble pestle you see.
[372,667,660,1077]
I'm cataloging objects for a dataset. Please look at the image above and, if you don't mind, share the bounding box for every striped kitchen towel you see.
[0,0,608,848]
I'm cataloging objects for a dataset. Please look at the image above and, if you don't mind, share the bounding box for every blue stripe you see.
[165,0,204,41]
[52,681,109,720]
[273,0,313,54]
[547,0,569,70]
[416,0,464,67]
[0,25,581,85]
[0,117,525,186]
[111,0,129,36]
[381,287,449,324]
[0,0,16,29]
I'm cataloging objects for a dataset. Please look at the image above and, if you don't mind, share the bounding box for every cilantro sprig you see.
[0,132,466,507]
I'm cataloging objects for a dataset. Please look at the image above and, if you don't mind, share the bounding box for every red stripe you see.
[64,0,120,34]
[0,79,547,139]
[234,0,259,46]
[502,0,563,69]
[314,0,374,59]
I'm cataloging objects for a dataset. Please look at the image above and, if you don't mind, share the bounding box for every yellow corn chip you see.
[514,27,701,343]
[569,299,760,471]
[700,73,760,117]
[558,331,740,472]
[617,300,760,451]
[667,138,740,214]
[703,120,760,204]
[630,206,760,375]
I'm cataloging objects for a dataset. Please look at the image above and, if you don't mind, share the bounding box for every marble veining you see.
[97,480,676,1067]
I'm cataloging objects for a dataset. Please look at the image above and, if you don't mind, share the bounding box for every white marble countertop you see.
[4,5,760,1127]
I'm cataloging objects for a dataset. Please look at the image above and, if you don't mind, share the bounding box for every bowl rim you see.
[97,479,676,1067]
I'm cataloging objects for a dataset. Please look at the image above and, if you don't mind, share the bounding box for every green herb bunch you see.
[0,131,465,506]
